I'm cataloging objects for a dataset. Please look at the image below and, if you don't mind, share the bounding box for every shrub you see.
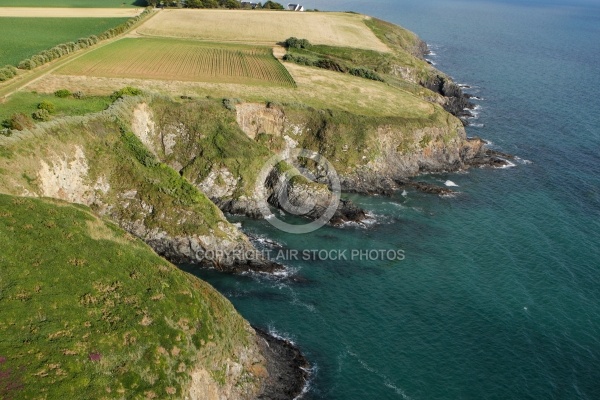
[31,54,47,66]
[284,37,312,49]
[0,65,18,82]
[18,59,36,70]
[110,87,143,101]
[3,113,34,131]
[54,89,72,98]
[349,67,384,81]
[315,59,347,72]
[38,101,56,113]
[32,109,52,122]
[222,98,243,111]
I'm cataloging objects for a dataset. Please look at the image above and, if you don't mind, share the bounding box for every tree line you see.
[146,0,286,9]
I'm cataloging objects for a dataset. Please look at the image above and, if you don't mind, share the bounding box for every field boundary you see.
[0,7,143,17]
[0,9,159,100]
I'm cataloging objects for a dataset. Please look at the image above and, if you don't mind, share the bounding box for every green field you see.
[0,17,128,66]
[57,37,297,87]
[0,0,144,7]
[0,91,111,123]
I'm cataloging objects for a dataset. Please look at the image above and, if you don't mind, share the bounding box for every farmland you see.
[37,62,434,117]
[0,0,143,7]
[137,9,390,52]
[0,7,143,17]
[0,17,128,66]
[56,37,296,87]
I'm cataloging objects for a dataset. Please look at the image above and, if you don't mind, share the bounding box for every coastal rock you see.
[254,328,310,400]
[266,167,367,225]
[421,74,475,123]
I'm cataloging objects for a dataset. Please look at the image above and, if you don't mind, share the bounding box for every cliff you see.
[0,97,278,273]
[0,194,268,399]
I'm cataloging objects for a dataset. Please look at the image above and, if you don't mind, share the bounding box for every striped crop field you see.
[56,37,296,87]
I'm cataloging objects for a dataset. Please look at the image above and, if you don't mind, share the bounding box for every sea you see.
[181,0,600,398]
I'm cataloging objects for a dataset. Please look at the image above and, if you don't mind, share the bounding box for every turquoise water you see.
[183,1,600,398]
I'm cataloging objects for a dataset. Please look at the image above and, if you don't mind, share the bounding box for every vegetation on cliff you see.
[0,94,264,270]
[0,194,263,399]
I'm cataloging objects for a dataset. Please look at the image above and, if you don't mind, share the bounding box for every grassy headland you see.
[0,193,262,399]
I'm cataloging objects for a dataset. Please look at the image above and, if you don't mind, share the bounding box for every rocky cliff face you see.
[0,95,502,274]
[234,103,497,195]
[0,101,279,273]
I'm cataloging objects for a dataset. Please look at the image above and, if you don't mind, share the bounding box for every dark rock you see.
[465,147,513,169]
[420,74,475,123]
[395,179,455,196]
[255,328,310,400]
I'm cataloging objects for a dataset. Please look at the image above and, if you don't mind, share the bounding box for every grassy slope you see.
[364,17,441,83]
[0,92,111,122]
[0,17,129,66]
[0,193,255,399]
[57,37,296,87]
[0,97,229,239]
[0,0,144,7]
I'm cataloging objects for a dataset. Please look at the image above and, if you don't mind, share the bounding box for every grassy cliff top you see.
[16,9,444,119]
[0,193,255,398]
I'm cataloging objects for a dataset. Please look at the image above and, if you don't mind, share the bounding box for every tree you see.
[262,1,284,9]
[219,0,240,8]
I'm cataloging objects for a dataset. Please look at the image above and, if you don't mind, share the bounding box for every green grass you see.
[57,37,297,87]
[150,97,276,200]
[0,97,231,239]
[0,193,253,399]
[0,0,145,7]
[0,17,129,66]
[0,91,111,123]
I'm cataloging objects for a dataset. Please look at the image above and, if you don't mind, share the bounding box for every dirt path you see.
[0,7,143,18]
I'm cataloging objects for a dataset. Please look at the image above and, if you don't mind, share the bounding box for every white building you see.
[287,3,304,11]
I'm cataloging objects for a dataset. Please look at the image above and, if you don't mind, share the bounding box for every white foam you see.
[441,192,459,199]
[338,212,378,229]
[384,380,414,400]
[469,123,484,128]
[401,190,408,197]
[267,326,297,346]
[347,350,413,400]
[444,180,459,187]
[515,156,533,165]
[386,201,406,209]
[495,159,516,169]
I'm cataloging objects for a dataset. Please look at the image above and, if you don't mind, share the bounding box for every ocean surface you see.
[182,1,600,398]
